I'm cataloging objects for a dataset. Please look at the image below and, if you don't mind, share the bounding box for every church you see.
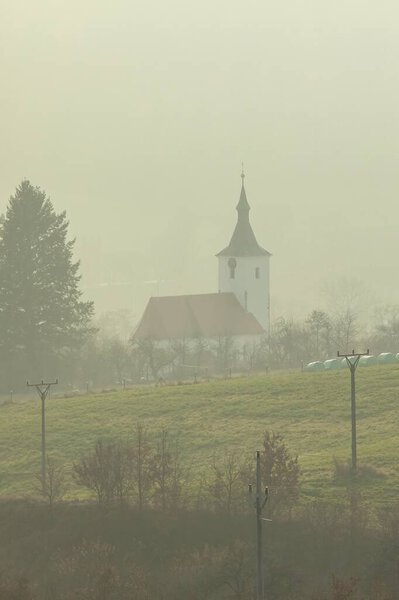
[133,173,271,353]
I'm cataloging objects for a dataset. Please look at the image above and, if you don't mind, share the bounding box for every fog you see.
[1,0,399,324]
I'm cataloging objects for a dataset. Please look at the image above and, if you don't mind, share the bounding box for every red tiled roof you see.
[133,293,265,340]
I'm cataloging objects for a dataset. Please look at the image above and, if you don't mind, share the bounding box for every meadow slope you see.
[1,365,398,506]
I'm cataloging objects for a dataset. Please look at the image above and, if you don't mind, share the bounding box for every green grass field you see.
[1,364,398,506]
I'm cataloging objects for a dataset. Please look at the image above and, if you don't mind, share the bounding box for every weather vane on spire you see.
[241,162,245,183]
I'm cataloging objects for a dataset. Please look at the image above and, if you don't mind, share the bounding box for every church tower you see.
[217,172,271,334]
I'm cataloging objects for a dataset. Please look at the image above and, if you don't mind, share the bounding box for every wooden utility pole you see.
[337,350,369,473]
[27,379,58,490]
[249,451,269,600]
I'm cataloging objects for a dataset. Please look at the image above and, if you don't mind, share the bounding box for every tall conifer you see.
[0,180,94,389]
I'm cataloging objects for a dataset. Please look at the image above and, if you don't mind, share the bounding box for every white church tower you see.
[217,172,271,334]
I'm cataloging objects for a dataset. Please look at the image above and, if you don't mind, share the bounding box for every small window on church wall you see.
[255,267,260,279]
[228,258,237,279]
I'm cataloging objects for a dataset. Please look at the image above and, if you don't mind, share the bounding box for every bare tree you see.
[207,452,249,515]
[369,303,399,353]
[192,335,209,369]
[105,337,132,384]
[219,540,254,600]
[321,276,371,353]
[130,423,152,510]
[170,338,189,376]
[243,337,269,371]
[35,456,66,508]
[73,439,128,506]
[305,310,332,358]
[130,338,175,380]
[332,309,359,353]
[260,431,300,517]
[113,440,132,505]
[213,335,236,373]
[150,430,184,512]
[269,317,308,368]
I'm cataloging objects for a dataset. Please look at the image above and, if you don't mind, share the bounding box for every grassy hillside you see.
[1,364,398,506]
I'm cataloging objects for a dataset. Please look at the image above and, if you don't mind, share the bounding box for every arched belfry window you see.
[255,267,260,279]
[228,257,237,279]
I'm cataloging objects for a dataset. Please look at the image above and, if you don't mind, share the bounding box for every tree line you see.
[78,304,399,386]
[2,180,399,391]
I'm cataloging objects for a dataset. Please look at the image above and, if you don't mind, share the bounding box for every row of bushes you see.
[40,428,300,518]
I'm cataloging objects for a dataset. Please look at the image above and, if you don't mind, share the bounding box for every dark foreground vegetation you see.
[1,431,398,600]
[1,498,398,600]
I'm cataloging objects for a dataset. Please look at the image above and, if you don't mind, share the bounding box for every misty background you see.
[1,0,398,328]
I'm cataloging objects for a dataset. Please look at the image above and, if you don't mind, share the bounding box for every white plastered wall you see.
[218,255,270,334]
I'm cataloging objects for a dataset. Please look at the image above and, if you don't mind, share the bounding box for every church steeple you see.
[217,172,270,257]
[217,170,271,334]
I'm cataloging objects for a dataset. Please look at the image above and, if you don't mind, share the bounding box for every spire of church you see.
[236,165,251,214]
[216,170,270,257]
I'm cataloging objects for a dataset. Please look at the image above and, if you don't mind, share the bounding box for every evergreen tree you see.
[0,180,94,390]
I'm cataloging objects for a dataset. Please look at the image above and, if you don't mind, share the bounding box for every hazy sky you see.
[1,0,399,323]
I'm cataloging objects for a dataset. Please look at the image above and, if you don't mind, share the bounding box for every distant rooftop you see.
[132,292,265,340]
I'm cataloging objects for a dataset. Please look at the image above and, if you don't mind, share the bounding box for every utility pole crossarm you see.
[27,379,58,393]
[337,350,369,357]
[337,350,369,360]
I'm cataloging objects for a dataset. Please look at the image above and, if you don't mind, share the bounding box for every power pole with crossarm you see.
[27,379,58,491]
[337,350,369,473]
